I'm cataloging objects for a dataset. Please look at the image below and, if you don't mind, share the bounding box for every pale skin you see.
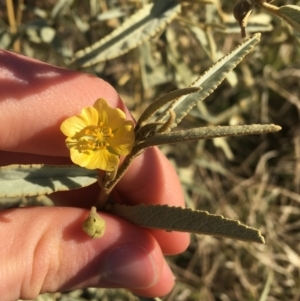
[0,50,190,301]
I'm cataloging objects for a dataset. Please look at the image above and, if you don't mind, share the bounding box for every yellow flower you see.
[60,98,135,171]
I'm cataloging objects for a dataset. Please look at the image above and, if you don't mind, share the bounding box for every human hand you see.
[0,50,190,300]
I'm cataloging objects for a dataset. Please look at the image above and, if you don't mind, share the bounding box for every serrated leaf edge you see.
[108,203,265,244]
[158,33,261,127]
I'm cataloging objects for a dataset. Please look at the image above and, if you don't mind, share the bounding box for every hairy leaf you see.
[0,164,98,197]
[136,87,200,128]
[71,0,181,67]
[157,33,261,127]
[138,124,281,148]
[108,203,265,243]
[278,5,300,32]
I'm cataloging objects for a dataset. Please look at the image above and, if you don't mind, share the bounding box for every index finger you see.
[0,50,190,254]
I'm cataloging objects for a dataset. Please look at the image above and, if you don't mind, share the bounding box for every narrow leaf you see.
[157,33,261,127]
[278,5,300,32]
[138,124,281,149]
[71,0,181,67]
[0,164,98,197]
[136,87,200,128]
[108,203,265,243]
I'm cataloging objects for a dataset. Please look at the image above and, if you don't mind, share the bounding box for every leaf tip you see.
[253,32,262,40]
[273,125,282,132]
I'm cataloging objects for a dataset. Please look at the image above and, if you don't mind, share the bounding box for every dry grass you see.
[1,0,300,300]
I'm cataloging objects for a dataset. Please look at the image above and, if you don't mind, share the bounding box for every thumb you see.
[0,207,174,300]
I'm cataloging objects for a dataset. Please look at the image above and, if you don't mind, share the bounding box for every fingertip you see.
[130,257,175,297]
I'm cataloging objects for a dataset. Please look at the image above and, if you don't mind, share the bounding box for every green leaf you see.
[157,33,261,127]
[71,0,181,67]
[108,203,265,243]
[0,164,98,197]
[278,5,300,33]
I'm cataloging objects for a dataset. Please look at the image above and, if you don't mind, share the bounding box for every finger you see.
[0,50,125,156]
[0,207,174,300]
[0,50,189,254]
[0,150,190,254]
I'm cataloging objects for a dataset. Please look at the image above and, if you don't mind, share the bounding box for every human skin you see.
[0,50,190,301]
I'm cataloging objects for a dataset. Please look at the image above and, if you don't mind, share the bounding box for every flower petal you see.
[108,120,135,155]
[60,116,87,137]
[81,107,99,125]
[70,147,119,171]
[61,107,99,137]
[69,147,93,168]
[94,98,126,128]
[88,149,120,171]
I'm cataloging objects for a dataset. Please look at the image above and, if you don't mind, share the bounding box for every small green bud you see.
[82,206,106,239]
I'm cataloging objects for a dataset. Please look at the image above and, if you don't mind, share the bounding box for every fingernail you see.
[100,243,158,288]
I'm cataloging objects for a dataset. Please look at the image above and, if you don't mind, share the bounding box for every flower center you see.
[73,123,115,153]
